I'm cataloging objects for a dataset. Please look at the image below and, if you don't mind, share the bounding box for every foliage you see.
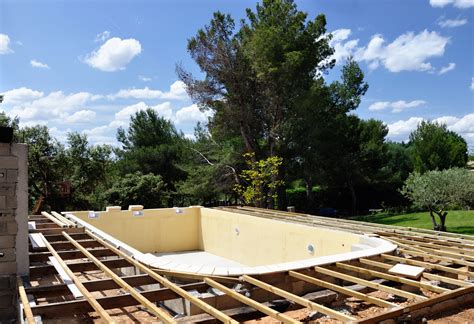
[401,168,474,231]
[234,153,284,208]
[116,109,187,188]
[102,172,169,209]
[409,121,468,173]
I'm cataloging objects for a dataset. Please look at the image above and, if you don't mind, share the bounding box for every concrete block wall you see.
[0,143,28,322]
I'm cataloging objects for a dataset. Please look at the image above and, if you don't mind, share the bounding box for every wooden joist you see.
[62,232,176,323]
[313,266,427,301]
[243,275,357,322]
[399,248,474,268]
[86,230,238,324]
[39,233,114,322]
[29,257,131,277]
[204,277,300,324]
[30,247,116,263]
[40,211,69,228]
[288,271,397,309]
[17,277,35,324]
[335,262,448,294]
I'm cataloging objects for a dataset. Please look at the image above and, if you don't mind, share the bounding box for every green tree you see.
[116,109,187,188]
[234,152,284,208]
[102,172,169,209]
[401,168,474,231]
[409,121,468,173]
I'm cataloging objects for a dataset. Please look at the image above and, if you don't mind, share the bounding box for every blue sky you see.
[1,0,473,148]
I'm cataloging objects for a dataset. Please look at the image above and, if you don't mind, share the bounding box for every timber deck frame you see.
[18,207,474,323]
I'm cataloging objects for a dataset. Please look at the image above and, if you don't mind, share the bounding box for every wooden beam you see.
[288,271,396,309]
[389,237,474,257]
[313,266,427,301]
[17,277,35,324]
[51,211,76,227]
[356,286,474,324]
[40,211,68,228]
[30,227,85,236]
[243,275,356,322]
[30,247,116,263]
[86,230,238,324]
[335,262,448,294]
[360,258,472,288]
[400,248,474,268]
[62,232,176,323]
[204,278,300,324]
[381,254,473,278]
[30,281,208,317]
[29,257,131,277]
[39,233,114,322]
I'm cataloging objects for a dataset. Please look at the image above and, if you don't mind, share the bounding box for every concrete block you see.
[6,170,18,183]
[0,221,18,235]
[0,306,16,321]
[0,144,10,155]
[106,206,121,212]
[0,157,17,170]
[0,184,15,196]
[0,292,15,307]
[0,261,16,275]
[6,196,16,209]
[0,275,15,290]
[0,248,15,262]
[0,196,5,209]
[0,236,15,248]
[128,205,144,211]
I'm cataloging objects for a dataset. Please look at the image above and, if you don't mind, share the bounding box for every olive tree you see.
[401,168,474,231]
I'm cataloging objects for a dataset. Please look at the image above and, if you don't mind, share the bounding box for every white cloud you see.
[430,0,474,8]
[114,101,173,122]
[95,31,111,43]
[175,104,211,124]
[8,91,95,120]
[471,77,474,90]
[387,114,474,147]
[0,34,13,54]
[438,62,456,75]
[387,117,424,138]
[84,37,142,72]
[438,18,468,28]
[2,87,44,105]
[64,110,97,123]
[331,29,450,73]
[368,100,426,113]
[30,59,50,69]
[138,75,152,82]
[110,81,188,100]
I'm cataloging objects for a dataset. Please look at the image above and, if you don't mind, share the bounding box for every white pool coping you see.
[65,211,397,276]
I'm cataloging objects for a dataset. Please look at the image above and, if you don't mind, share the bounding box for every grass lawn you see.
[354,210,474,235]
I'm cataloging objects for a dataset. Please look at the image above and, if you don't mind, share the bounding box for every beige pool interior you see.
[69,206,395,275]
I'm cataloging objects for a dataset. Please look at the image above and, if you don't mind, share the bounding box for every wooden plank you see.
[243,275,356,322]
[204,278,300,324]
[86,230,238,324]
[30,247,116,263]
[336,263,447,294]
[17,277,35,324]
[29,257,131,277]
[39,233,114,322]
[52,211,76,227]
[390,237,474,256]
[381,254,473,278]
[48,256,83,299]
[30,227,85,236]
[313,266,427,301]
[360,258,471,287]
[288,271,396,309]
[400,248,474,268]
[356,286,474,324]
[62,232,176,323]
[41,211,69,228]
[30,282,207,317]
[26,274,157,297]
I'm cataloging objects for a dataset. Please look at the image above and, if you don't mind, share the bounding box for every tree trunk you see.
[429,209,438,230]
[438,211,447,232]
